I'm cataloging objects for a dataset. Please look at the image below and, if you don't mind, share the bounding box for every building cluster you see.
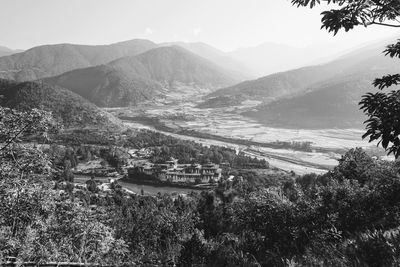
[129,158,222,184]
[127,148,153,159]
[75,166,119,177]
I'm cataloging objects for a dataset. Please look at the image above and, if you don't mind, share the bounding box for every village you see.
[71,146,225,190]
[129,157,223,184]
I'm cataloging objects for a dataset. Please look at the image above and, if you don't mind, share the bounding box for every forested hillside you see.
[3,111,400,266]
[0,79,112,127]
[243,74,381,128]
[45,46,240,107]
[133,46,240,86]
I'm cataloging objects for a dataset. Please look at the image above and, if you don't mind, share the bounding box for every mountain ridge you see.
[160,41,254,79]
[207,39,395,103]
[0,39,158,81]
[44,46,240,107]
[203,39,400,129]
[0,46,23,57]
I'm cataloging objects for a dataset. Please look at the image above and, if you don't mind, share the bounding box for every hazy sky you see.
[0,0,397,51]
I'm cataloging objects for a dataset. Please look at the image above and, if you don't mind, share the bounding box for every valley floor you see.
[106,91,389,175]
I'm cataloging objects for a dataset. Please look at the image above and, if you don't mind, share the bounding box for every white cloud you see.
[144,27,153,36]
[172,34,179,41]
[192,27,202,36]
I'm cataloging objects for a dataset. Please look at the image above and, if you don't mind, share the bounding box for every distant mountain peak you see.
[0,45,23,57]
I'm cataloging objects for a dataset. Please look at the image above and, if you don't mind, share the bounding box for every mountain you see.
[44,46,240,107]
[243,74,374,129]
[228,42,366,76]
[207,40,397,103]
[160,41,254,79]
[0,79,112,127]
[0,46,23,57]
[205,65,337,104]
[0,39,157,81]
[204,39,400,129]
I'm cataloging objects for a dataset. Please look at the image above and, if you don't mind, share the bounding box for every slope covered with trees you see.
[0,39,157,81]
[44,62,161,107]
[0,79,112,127]
[3,111,400,266]
[243,73,398,129]
[45,46,241,107]
[133,46,240,86]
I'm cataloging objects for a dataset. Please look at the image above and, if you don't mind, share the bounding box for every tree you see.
[16,200,129,264]
[290,0,400,157]
[333,148,375,184]
[63,159,74,182]
[0,107,55,259]
[0,106,131,264]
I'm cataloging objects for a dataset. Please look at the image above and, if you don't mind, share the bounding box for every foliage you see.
[0,79,110,127]
[0,107,128,263]
[53,128,268,170]
[291,0,400,34]
[0,107,52,152]
[4,106,400,265]
[0,107,54,259]
[130,130,268,168]
[20,200,129,264]
[360,89,400,157]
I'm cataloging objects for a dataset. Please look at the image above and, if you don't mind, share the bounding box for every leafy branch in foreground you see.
[291,0,400,34]
[0,107,53,151]
[0,107,55,182]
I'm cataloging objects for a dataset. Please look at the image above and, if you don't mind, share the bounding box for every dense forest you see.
[2,106,400,266]
[0,79,112,127]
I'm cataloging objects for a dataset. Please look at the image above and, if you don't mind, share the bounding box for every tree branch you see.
[0,123,31,151]
[370,21,400,27]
